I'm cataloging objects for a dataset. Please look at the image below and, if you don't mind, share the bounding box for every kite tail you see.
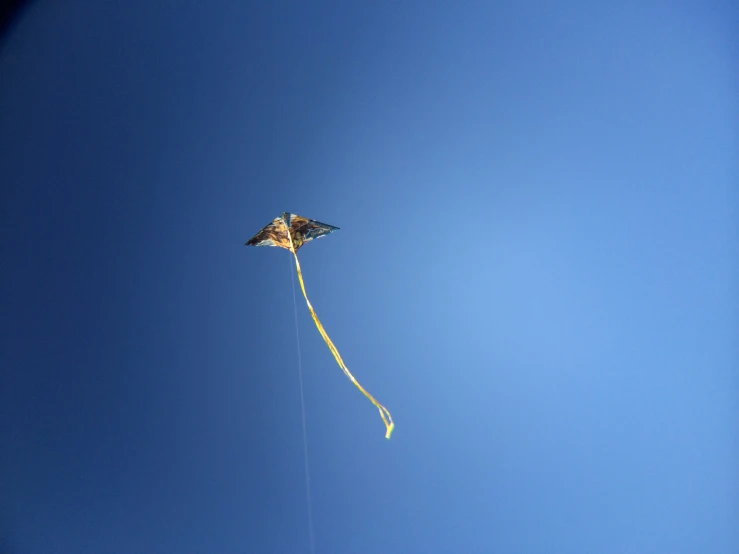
[288,248,395,440]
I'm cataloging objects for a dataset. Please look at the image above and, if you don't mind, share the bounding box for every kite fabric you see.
[245,212,395,439]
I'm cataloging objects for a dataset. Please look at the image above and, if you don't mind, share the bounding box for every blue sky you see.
[1,1,736,552]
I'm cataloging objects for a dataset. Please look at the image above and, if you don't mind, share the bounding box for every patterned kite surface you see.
[245,212,339,252]
[245,212,395,440]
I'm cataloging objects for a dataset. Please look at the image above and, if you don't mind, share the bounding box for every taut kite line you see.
[245,212,395,439]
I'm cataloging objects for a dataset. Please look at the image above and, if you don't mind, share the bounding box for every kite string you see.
[290,254,316,554]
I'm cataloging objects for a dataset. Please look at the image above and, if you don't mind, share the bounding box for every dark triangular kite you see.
[245,212,394,439]
[245,212,339,252]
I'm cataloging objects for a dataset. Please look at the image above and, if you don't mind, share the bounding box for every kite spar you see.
[245,212,395,439]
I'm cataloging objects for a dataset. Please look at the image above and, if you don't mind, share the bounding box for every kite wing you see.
[245,212,339,252]
[245,212,395,439]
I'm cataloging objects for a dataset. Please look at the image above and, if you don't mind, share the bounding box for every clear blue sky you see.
[1,1,736,552]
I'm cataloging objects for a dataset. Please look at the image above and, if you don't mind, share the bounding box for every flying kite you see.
[245,212,395,439]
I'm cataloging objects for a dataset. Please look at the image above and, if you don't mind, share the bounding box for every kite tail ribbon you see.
[286,230,395,439]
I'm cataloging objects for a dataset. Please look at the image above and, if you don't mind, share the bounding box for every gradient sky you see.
[1,1,737,553]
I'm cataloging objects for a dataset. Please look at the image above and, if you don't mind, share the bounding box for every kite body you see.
[245,212,339,252]
[245,212,395,439]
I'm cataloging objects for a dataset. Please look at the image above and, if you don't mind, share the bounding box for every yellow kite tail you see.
[285,227,394,439]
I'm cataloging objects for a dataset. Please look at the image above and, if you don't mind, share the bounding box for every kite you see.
[245,212,395,439]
